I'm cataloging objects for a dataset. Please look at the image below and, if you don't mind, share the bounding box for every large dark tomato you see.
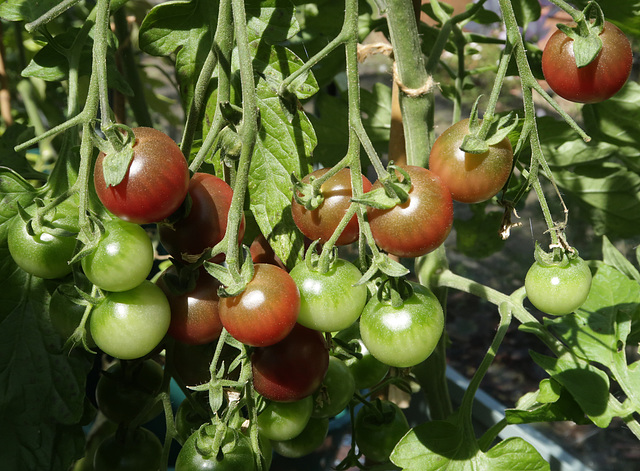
[367,166,453,258]
[158,267,223,345]
[93,427,162,471]
[542,21,632,103]
[252,324,329,402]
[428,119,513,204]
[360,282,444,368]
[355,400,410,463]
[291,167,372,246]
[219,264,300,347]
[94,127,189,224]
[158,172,244,262]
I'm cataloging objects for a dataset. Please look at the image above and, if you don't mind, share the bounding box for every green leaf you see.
[466,4,501,25]
[0,168,40,235]
[601,235,640,283]
[0,0,61,22]
[249,87,316,269]
[529,350,613,428]
[245,0,299,44]
[390,417,549,470]
[552,162,640,238]
[252,41,318,100]
[511,0,541,28]
[139,0,218,108]
[506,383,590,425]
[583,82,640,148]
[0,248,93,470]
[0,124,48,181]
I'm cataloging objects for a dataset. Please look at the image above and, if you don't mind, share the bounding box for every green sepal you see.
[351,163,412,209]
[556,2,605,68]
[291,172,324,211]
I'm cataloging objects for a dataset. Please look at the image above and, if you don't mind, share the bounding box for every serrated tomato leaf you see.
[246,0,299,44]
[248,88,316,269]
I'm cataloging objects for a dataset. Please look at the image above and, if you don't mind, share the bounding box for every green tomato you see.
[312,356,355,419]
[334,323,389,390]
[355,400,409,463]
[93,427,162,471]
[82,219,154,292]
[270,416,329,459]
[257,396,313,441]
[525,255,592,316]
[90,281,171,360]
[7,200,79,279]
[360,282,444,368]
[289,258,367,332]
[175,426,256,471]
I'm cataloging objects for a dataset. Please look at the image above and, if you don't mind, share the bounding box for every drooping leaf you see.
[249,87,316,269]
[511,0,541,28]
[245,0,299,44]
[0,168,39,232]
[601,235,640,283]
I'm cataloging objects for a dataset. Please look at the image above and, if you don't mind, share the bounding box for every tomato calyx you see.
[291,172,325,211]
[352,162,411,210]
[532,241,579,269]
[92,123,137,188]
[193,421,244,461]
[158,261,199,297]
[376,276,416,309]
[555,2,605,68]
[204,246,255,297]
[459,101,518,155]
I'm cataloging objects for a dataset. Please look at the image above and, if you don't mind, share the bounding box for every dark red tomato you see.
[367,166,453,258]
[219,264,300,347]
[291,168,372,246]
[252,324,329,402]
[158,267,223,345]
[94,127,189,224]
[428,119,513,204]
[542,21,632,103]
[158,172,245,262]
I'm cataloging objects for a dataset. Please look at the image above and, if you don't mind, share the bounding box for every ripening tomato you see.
[368,166,453,258]
[542,21,632,103]
[252,324,329,402]
[93,127,190,224]
[219,264,300,347]
[428,119,513,204]
[291,168,372,245]
[158,172,244,262]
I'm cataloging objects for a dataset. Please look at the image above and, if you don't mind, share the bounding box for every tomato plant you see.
[525,254,593,316]
[95,359,164,424]
[428,119,513,203]
[81,219,154,292]
[93,127,190,224]
[219,263,300,347]
[8,200,79,279]
[93,427,163,471]
[257,396,313,441]
[158,172,244,262]
[542,20,632,103]
[291,167,372,245]
[175,394,210,443]
[367,165,453,258]
[158,267,223,345]
[355,400,410,463]
[90,281,171,360]
[360,282,445,368]
[289,257,367,332]
[49,286,94,345]
[252,324,329,402]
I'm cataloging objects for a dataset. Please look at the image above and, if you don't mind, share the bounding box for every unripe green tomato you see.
[525,256,592,316]
[257,396,313,441]
[312,357,355,419]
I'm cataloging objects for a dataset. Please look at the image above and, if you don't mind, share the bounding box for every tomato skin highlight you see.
[541,21,632,104]
[428,119,513,204]
[158,172,244,262]
[525,256,592,316]
[219,264,300,347]
[360,282,444,368]
[368,165,453,258]
[291,167,372,245]
[252,324,329,402]
[94,127,190,224]
[90,280,171,360]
